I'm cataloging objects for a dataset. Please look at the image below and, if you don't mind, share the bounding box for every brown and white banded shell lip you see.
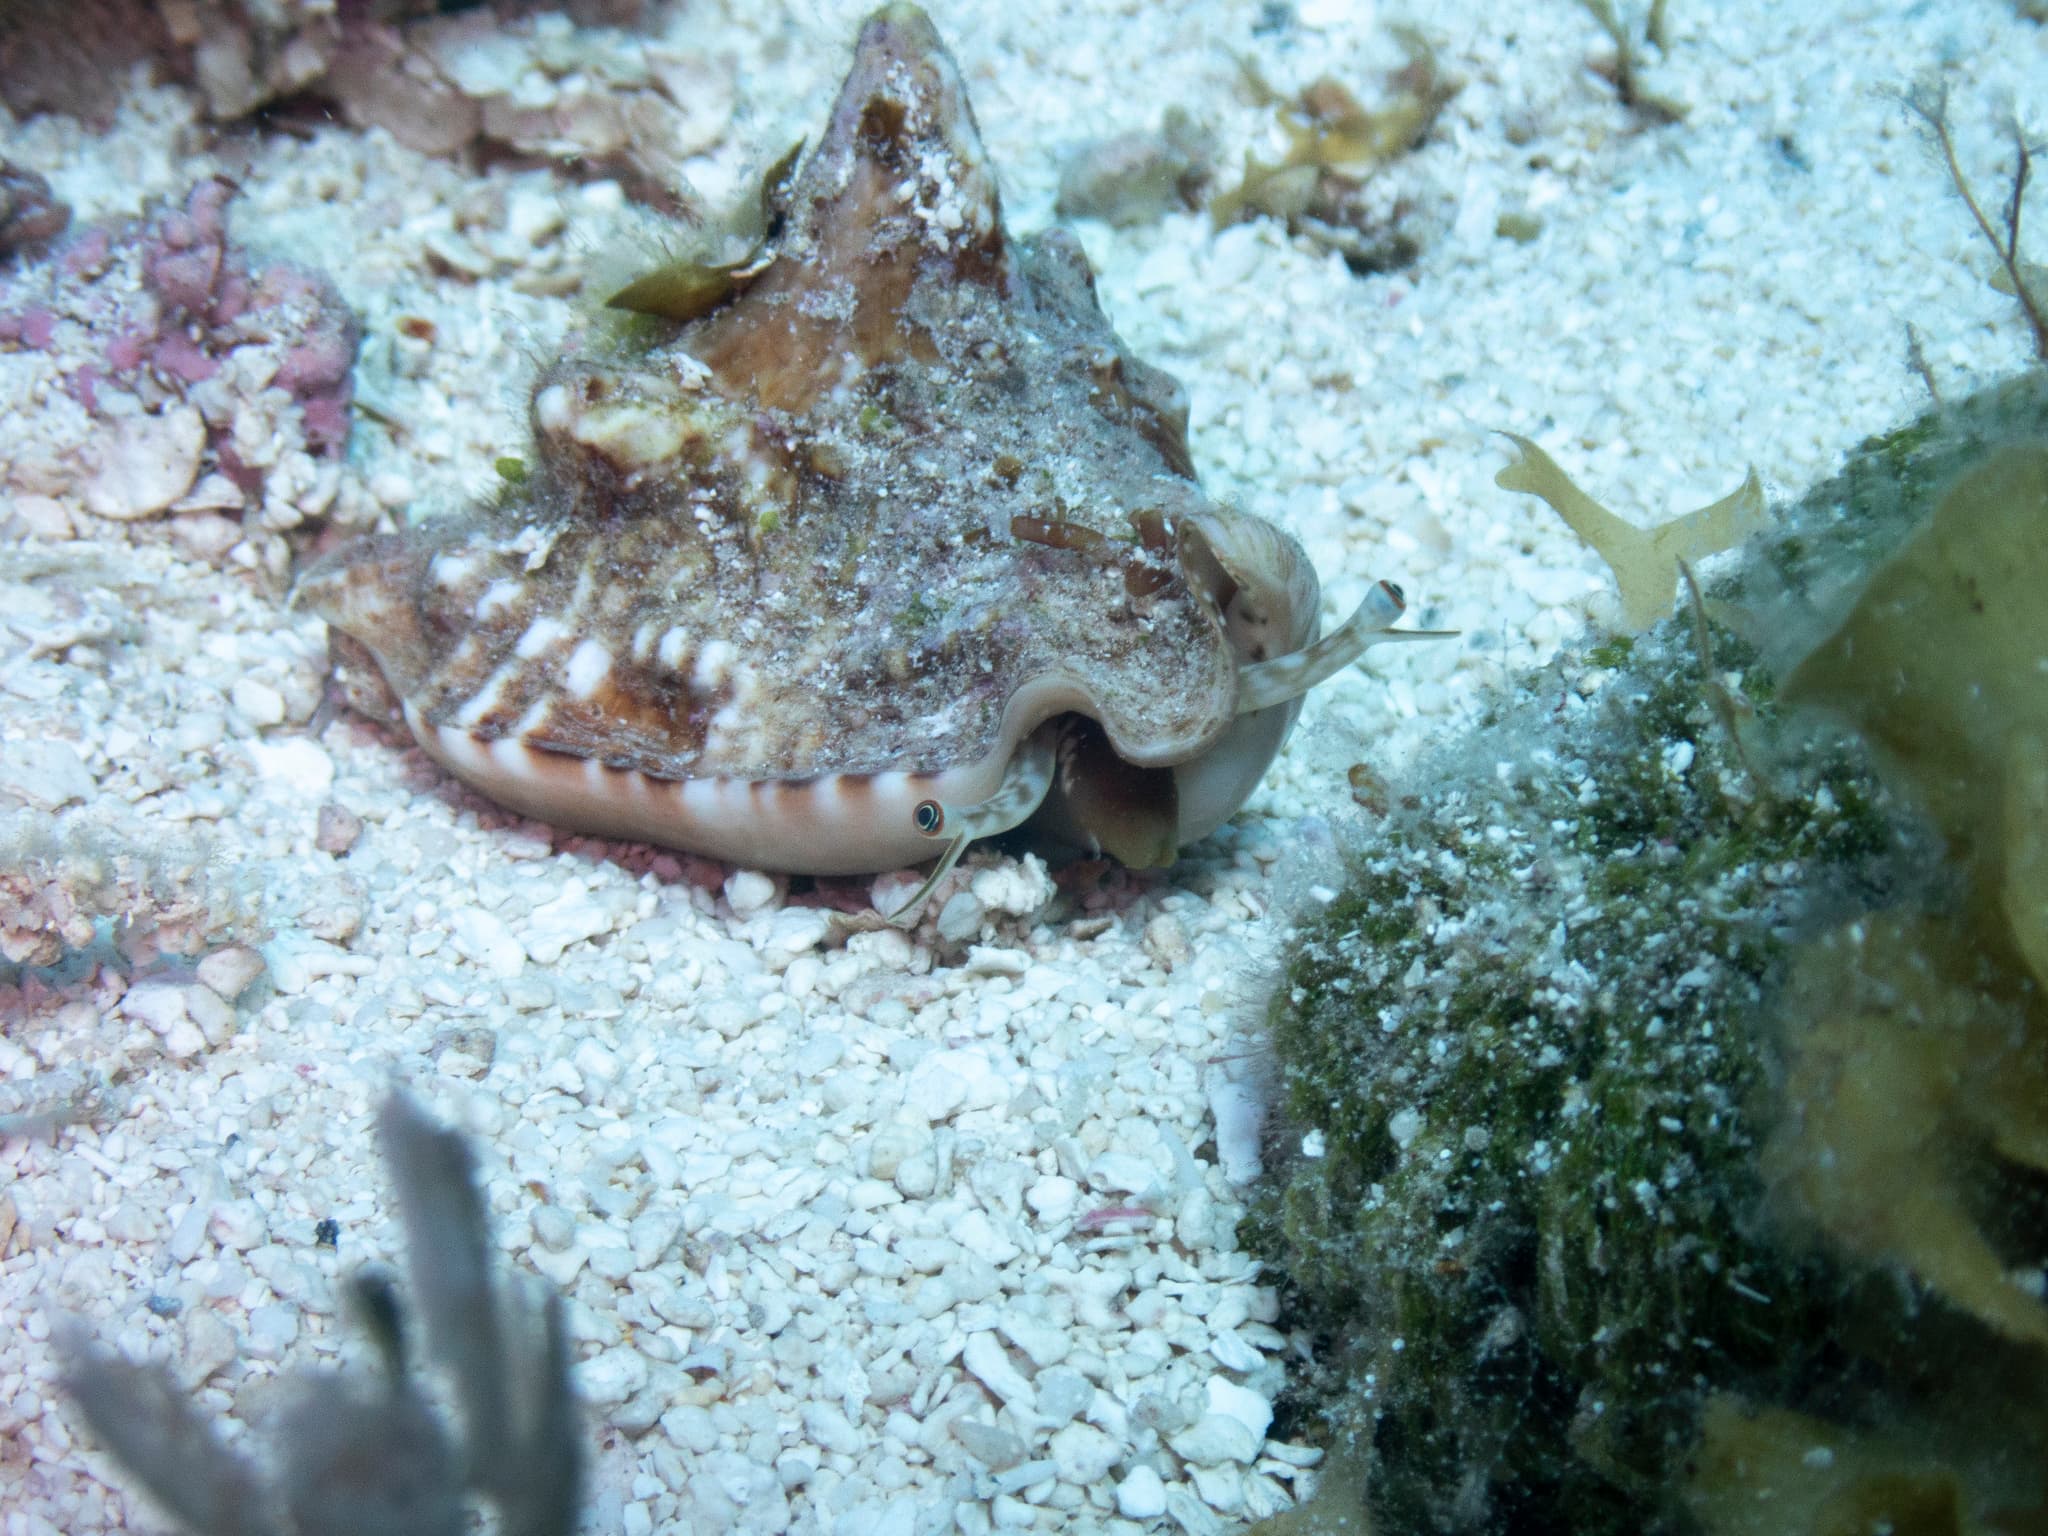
[396,681,1094,877]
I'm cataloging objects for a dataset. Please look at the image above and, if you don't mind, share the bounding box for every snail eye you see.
[914,800,944,834]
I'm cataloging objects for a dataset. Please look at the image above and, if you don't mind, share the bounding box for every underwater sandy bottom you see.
[0,0,2038,1531]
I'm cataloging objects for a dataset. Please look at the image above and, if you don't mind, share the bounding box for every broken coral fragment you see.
[1495,431,1764,631]
[81,404,206,521]
[328,8,735,199]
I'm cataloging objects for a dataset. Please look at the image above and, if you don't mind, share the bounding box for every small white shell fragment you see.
[531,1206,575,1251]
[172,712,228,755]
[526,1240,587,1287]
[123,981,206,1060]
[626,1210,678,1268]
[1168,1413,1261,1467]
[1193,1461,1247,1513]
[935,890,984,942]
[82,405,205,520]
[969,856,1056,916]
[1207,1073,1265,1186]
[450,907,526,978]
[1261,1441,1327,1469]
[209,1199,266,1251]
[522,881,617,963]
[963,945,1032,977]
[1165,1484,1226,1536]
[582,1226,636,1282]
[0,739,94,810]
[10,494,72,540]
[196,945,267,1001]
[723,868,778,917]
[1117,1465,1168,1519]
[181,985,236,1045]
[1049,1422,1119,1486]
[762,907,831,956]
[245,1304,300,1360]
[180,1309,238,1388]
[962,1330,1036,1414]
[1144,912,1192,969]
[174,472,247,513]
[1034,1367,1092,1426]
[1025,1174,1078,1222]
[801,1400,861,1456]
[247,737,335,797]
[904,1048,1005,1123]
[1205,1376,1274,1442]
[952,1417,1027,1471]
[1087,1151,1160,1195]
[664,1403,719,1453]
[167,1200,214,1265]
[997,1314,1071,1369]
[576,1347,650,1411]
[230,678,288,729]
[262,935,376,993]
[1208,1329,1266,1374]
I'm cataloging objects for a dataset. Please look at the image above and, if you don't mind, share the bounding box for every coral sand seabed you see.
[6,0,2048,1531]
[1249,372,2048,1535]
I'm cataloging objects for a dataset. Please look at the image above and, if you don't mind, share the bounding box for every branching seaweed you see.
[60,1092,583,1536]
[1213,37,1461,274]
[605,140,803,325]
[1578,0,1686,122]
[1904,79,2048,361]
[1494,432,1764,632]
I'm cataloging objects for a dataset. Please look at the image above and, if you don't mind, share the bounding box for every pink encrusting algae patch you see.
[0,177,360,532]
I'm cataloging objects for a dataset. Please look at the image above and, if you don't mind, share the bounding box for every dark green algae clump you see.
[1244,371,2048,1536]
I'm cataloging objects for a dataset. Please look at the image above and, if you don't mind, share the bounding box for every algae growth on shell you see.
[297,4,1423,887]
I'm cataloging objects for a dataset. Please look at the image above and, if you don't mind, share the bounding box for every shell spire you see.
[808,2,1006,273]
[691,3,1009,410]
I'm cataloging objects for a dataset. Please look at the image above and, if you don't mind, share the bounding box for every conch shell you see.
[297,4,1437,915]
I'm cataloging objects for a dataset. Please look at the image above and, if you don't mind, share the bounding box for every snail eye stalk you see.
[1234,579,1455,715]
[888,728,1061,926]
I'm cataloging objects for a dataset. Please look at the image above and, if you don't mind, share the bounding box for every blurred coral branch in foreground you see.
[59,1091,584,1536]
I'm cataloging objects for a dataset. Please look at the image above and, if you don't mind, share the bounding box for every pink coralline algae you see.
[0,178,360,534]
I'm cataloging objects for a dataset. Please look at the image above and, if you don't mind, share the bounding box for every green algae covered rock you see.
[1247,372,2048,1535]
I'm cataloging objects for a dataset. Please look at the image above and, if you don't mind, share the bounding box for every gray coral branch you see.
[59,1090,584,1536]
